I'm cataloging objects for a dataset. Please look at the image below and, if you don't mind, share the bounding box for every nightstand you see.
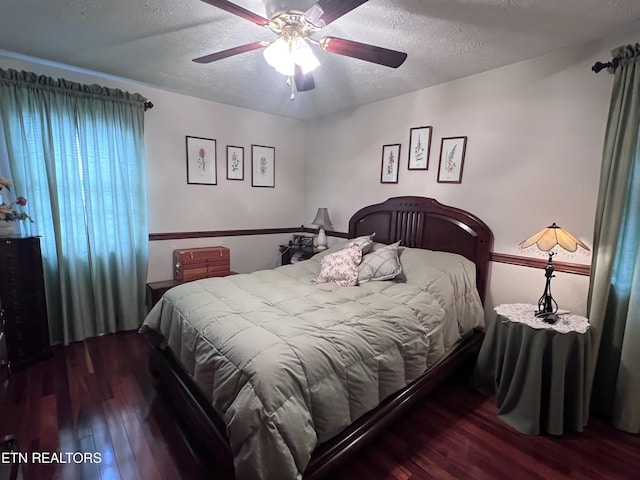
[146,279,181,311]
[279,244,321,265]
[471,303,591,435]
[146,273,238,311]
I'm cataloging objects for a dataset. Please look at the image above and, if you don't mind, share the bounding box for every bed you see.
[140,196,493,480]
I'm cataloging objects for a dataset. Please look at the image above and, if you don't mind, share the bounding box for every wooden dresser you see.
[0,305,8,387]
[0,236,51,371]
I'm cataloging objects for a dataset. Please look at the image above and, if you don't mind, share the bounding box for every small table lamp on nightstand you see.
[311,208,332,250]
[519,222,590,324]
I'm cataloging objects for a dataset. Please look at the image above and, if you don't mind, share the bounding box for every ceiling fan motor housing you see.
[264,0,317,20]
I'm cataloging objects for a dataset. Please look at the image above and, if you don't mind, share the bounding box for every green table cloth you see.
[471,303,591,435]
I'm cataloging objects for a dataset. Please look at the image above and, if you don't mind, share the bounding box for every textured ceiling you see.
[1,0,639,120]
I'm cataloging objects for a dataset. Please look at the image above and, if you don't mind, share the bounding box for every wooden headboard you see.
[348,196,494,302]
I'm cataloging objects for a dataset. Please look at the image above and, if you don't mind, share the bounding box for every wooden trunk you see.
[173,246,230,282]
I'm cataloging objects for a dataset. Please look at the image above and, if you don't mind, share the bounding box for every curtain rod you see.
[592,57,620,73]
[144,101,154,111]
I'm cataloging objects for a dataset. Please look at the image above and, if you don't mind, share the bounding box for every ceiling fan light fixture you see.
[263,37,295,75]
[264,34,320,77]
[292,37,320,74]
[196,0,408,96]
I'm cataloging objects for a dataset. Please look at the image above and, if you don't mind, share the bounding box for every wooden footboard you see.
[141,326,235,478]
[305,329,483,479]
[141,326,484,479]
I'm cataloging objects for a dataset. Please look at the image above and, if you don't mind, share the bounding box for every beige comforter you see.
[142,245,484,480]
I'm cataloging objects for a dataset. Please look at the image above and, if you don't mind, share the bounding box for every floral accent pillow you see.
[313,244,363,287]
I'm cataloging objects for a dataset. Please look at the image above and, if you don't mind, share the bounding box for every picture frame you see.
[408,126,432,170]
[380,144,401,184]
[437,136,467,184]
[186,136,217,185]
[226,145,244,181]
[251,144,275,188]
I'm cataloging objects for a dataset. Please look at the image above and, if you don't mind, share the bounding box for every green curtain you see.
[0,68,149,345]
[587,44,640,433]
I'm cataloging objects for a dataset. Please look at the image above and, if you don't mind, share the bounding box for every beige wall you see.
[302,36,626,317]
[142,88,306,279]
[0,55,307,280]
[2,21,637,313]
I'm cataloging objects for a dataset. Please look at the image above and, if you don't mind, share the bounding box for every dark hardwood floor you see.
[0,331,638,480]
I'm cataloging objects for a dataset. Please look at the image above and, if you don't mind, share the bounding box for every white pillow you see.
[313,244,363,287]
[358,241,403,284]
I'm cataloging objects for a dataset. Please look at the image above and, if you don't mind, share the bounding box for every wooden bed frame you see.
[141,196,493,479]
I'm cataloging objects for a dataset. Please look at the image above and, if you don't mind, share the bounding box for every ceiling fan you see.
[193,0,408,96]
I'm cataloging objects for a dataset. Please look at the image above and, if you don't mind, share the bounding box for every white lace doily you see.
[495,303,590,334]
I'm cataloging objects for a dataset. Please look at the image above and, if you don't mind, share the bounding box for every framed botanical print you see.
[437,136,467,184]
[186,136,217,185]
[226,145,244,180]
[408,126,432,170]
[380,144,401,184]
[251,144,275,187]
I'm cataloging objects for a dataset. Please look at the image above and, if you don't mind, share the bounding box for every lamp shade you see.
[263,36,320,76]
[291,37,320,74]
[311,208,332,229]
[263,37,295,76]
[519,223,590,253]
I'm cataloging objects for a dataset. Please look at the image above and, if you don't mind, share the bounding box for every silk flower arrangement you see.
[0,175,32,222]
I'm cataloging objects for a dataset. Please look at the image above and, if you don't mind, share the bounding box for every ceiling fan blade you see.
[201,0,270,27]
[294,65,316,92]
[305,0,369,27]
[319,36,407,68]
[193,41,268,63]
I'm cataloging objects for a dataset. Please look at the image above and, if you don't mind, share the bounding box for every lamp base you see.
[316,227,327,250]
[535,252,559,324]
[535,311,559,324]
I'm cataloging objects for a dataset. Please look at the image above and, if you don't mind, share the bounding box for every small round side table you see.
[471,303,591,435]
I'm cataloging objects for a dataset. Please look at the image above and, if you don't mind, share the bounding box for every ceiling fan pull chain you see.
[288,76,295,100]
